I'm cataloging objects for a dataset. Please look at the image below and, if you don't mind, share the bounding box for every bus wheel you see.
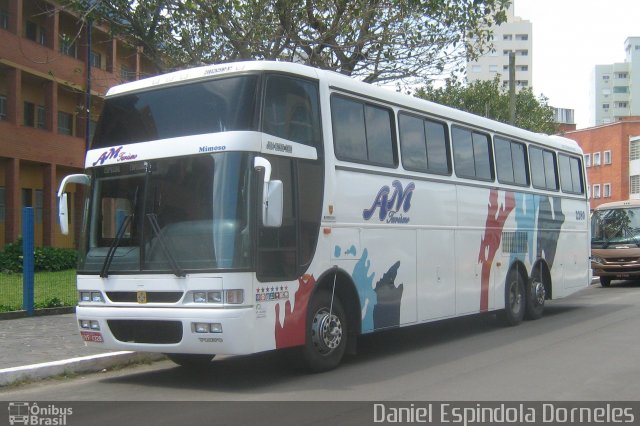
[302,290,347,373]
[600,277,611,287]
[502,270,525,326]
[165,353,214,369]
[525,278,545,320]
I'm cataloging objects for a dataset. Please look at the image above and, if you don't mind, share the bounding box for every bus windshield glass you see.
[91,75,259,148]
[591,207,640,247]
[79,152,254,274]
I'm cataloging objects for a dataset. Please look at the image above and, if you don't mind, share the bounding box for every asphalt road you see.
[2,281,640,424]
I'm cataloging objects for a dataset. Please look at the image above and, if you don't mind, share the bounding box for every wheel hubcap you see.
[533,280,546,305]
[311,308,343,355]
[509,281,522,312]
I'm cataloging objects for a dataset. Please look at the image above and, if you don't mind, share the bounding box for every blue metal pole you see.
[22,207,35,316]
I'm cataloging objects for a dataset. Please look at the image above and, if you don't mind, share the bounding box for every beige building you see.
[466,3,533,90]
[594,37,640,126]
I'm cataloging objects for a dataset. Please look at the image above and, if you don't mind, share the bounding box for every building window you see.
[59,34,77,58]
[602,103,609,110]
[613,86,629,94]
[615,101,628,108]
[0,187,5,222]
[471,65,481,73]
[503,34,513,41]
[489,64,498,73]
[35,189,43,224]
[23,101,35,127]
[0,95,6,120]
[604,183,611,198]
[58,111,74,135]
[120,64,133,81]
[36,105,45,129]
[0,10,8,29]
[515,34,529,41]
[602,75,610,81]
[516,49,529,56]
[631,176,640,195]
[584,153,591,168]
[603,150,612,165]
[631,140,640,161]
[616,72,628,79]
[25,21,45,45]
[593,152,601,166]
[89,50,102,68]
[593,184,601,199]
[516,65,529,72]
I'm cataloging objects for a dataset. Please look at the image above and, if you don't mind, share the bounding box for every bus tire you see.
[502,269,525,326]
[165,353,214,369]
[525,278,545,320]
[301,290,347,373]
[600,277,611,287]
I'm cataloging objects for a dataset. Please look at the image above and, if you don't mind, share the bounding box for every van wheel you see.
[165,353,214,369]
[525,278,545,320]
[502,269,525,326]
[301,290,347,373]
[600,277,611,287]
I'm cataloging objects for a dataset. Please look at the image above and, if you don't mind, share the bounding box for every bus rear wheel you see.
[165,353,215,369]
[301,290,347,373]
[525,278,545,320]
[502,269,525,326]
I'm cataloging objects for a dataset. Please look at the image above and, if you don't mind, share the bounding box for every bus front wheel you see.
[502,270,525,326]
[165,353,215,369]
[301,290,348,373]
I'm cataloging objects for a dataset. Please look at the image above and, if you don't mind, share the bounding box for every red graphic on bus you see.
[275,275,315,348]
[478,190,515,311]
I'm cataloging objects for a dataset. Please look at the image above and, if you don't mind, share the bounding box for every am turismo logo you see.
[363,180,415,224]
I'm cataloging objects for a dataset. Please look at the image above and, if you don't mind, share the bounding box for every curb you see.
[0,352,165,387]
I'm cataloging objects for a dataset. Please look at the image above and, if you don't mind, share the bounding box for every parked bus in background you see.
[58,61,590,372]
[591,199,640,287]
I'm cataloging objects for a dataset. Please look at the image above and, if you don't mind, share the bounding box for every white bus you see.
[58,61,590,372]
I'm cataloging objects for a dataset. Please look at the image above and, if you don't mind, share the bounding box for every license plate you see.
[81,331,104,343]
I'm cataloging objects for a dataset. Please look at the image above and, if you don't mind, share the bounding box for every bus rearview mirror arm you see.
[57,174,90,235]
[254,157,283,228]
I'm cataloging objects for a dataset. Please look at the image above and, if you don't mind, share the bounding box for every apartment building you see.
[594,37,640,126]
[0,0,156,248]
[466,3,533,90]
[564,117,640,209]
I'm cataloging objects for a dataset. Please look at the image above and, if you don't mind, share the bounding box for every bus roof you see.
[593,199,640,211]
[106,60,582,156]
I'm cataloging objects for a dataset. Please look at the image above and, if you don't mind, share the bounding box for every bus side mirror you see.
[254,157,283,228]
[57,174,90,235]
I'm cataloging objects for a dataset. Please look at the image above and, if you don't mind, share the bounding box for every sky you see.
[513,0,640,129]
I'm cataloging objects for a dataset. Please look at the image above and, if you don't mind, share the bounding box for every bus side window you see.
[452,125,493,181]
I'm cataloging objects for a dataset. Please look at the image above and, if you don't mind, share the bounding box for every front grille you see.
[106,291,184,303]
[107,320,183,344]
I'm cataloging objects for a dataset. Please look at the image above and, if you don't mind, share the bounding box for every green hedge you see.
[0,238,78,273]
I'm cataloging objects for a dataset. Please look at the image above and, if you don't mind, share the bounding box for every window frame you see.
[493,136,529,187]
[603,150,612,165]
[330,93,398,169]
[558,153,584,195]
[397,111,451,176]
[529,145,559,191]
[451,125,494,182]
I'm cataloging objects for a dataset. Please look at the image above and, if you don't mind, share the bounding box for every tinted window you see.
[331,95,396,167]
[530,146,558,191]
[399,113,450,174]
[495,137,528,186]
[263,75,322,149]
[452,126,493,180]
[559,154,584,194]
[92,75,259,148]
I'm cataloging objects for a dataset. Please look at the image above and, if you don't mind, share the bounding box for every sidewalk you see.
[0,313,163,387]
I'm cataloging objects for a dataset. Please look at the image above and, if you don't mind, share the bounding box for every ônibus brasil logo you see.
[362,180,415,224]
[92,146,138,166]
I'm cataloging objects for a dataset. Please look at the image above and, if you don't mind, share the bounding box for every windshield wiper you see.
[146,213,185,277]
[100,215,132,278]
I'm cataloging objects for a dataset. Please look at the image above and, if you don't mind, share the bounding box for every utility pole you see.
[509,51,516,125]
[85,17,92,151]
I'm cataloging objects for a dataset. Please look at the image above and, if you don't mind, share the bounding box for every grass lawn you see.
[0,270,77,312]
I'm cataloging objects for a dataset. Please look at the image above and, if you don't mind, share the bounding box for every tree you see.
[414,76,559,134]
[61,0,510,84]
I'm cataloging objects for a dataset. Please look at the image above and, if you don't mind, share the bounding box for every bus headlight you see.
[193,292,207,303]
[207,291,222,303]
[225,290,244,304]
[79,291,104,303]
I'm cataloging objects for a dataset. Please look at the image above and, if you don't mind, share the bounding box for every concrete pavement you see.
[0,313,163,387]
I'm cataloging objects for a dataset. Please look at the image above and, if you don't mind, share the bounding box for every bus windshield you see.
[91,75,259,148]
[79,152,254,274]
[591,207,640,247]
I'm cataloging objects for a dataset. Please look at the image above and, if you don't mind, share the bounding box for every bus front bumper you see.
[76,306,257,356]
